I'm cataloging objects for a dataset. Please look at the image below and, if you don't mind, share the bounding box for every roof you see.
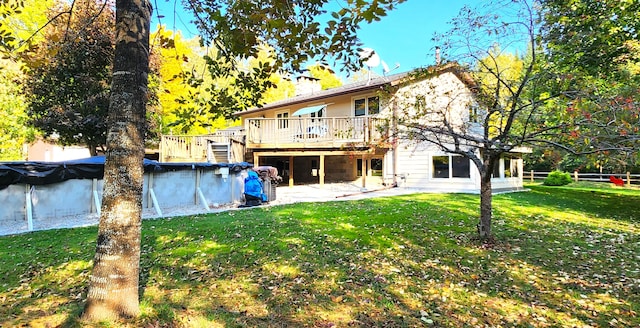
[235,62,474,116]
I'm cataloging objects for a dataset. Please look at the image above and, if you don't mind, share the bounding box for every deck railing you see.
[245,117,388,147]
[160,130,245,162]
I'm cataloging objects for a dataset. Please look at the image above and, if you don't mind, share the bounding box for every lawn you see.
[0,183,638,327]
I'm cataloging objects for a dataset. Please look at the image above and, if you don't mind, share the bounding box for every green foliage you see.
[473,45,527,140]
[150,27,215,135]
[0,0,51,159]
[540,0,640,78]
[0,0,24,53]
[0,57,33,160]
[191,0,405,73]
[543,170,572,186]
[183,0,405,121]
[23,0,115,155]
[1,184,639,326]
[538,0,640,159]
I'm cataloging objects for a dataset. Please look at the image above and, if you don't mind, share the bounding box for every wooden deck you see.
[160,131,244,163]
[245,117,387,149]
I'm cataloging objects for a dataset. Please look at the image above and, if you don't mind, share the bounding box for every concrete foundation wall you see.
[1,167,248,236]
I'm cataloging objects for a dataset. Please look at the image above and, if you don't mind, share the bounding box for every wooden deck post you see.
[361,155,367,188]
[319,154,325,187]
[289,156,294,187]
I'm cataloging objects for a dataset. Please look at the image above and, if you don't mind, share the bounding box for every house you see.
[234,63,525,192]
[27,139,91,162]
[160,63,525,193]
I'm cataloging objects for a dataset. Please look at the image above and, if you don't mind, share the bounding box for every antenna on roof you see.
[359,48,380,85]
[382,61,400,75]
[359,47,399,81]
[360,48,381,67]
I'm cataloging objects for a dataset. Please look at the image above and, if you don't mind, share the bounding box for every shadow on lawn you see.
[133,192,638,327]
[1,187,638,327]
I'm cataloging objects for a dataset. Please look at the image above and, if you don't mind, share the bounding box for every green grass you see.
[1,182,638,327]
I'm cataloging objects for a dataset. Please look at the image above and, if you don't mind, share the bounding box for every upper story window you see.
[311,108,323,120]
[469,104,481,123]
[276,111,289,129]
[354,96,379,116]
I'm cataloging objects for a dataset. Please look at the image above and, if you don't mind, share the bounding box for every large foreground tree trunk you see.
[83,0,151,321]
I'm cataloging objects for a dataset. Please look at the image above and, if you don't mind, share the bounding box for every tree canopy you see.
[0,0,52,160]
[537,0,640,169]
[540,0,640,78]
[23,0,115,155]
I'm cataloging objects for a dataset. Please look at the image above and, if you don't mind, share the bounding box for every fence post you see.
[25,184,33,232]
[627,172,631,187]
[574,171,578,182]
[530,170,534,182]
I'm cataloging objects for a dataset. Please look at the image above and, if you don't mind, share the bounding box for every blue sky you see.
[151,0,470,75]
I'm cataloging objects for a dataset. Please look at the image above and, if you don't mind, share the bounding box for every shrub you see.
[543,170,573,186]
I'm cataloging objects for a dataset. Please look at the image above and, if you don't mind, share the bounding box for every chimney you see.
[295,75,322,96]
[435,46,441,65]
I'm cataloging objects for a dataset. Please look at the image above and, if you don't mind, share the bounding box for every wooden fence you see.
[527,171,640,186]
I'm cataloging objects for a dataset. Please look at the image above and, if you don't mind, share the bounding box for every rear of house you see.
[160,64,525,193]
[235,65,525,192]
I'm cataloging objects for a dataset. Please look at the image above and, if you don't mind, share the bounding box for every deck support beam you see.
[361,154,367,189]
[289,156,294,187]
[319,155,325,187]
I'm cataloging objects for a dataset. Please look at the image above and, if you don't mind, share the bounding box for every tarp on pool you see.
[0,156,252,190]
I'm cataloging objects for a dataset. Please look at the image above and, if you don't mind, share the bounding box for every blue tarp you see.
[0,156,253,190]
[244,170,267,201]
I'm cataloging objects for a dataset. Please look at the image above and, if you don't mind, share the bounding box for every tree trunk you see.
[89,144,98,157]
[478,171,492,239]
[83,0,151,321]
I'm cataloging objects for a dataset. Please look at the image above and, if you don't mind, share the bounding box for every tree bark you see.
[477,155,496,240]
[83,0,151,321]
[478,171,492,239]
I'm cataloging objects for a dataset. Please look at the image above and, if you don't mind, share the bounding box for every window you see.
[311,110,323,118]
[432,156,449,178]
[504,156,519,178]
[452,156,471,178]
[490,157,520,179]
[371,158,383,176]
[492,160,501,178]
[354,96,379,116]
[433,155,470,179]
[355,98,366,117]
[368,96,379,115]
[504,157,512,178]
[469,105,480,123]
[276,111,289,129]
[357,158,384,176]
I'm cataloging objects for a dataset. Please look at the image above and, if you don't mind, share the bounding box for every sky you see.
[150,0,471,77]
